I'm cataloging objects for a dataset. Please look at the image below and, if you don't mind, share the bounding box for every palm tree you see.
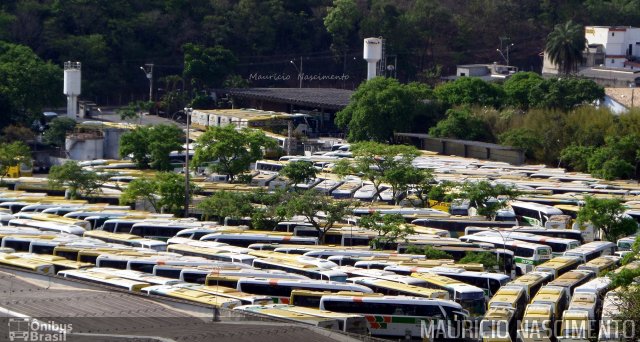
[545,20,587,75]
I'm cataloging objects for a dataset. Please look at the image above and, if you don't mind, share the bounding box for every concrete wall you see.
[395,134,526,165]
[103,128,126,159]
[65,134,104,161]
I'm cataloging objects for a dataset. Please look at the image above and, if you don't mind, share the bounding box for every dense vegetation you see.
[1,0,638,112]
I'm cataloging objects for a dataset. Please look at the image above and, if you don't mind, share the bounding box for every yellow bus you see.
[174,284,271,305]
[58,268,150,292]
[530,285,570,321]
[83,230,166,251]
[487,285,527,321]
[411,272,486,316]
[166,244,256,265]
[12,253,92,272]
[233,304,341,331]
[558,309,591,342]
[519,304,554,342]
[576,256,619,276]
[533,256,583,279]
[347,277,450,300]
[0,253,54,275]
[480,306,516,342]
[508,272,551,302]
[13,213,91,230]
[269,304,369,335]
[547,270,595,295]
[142,284,241,308]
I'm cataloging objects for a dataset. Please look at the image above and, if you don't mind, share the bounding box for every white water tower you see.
[363,38,382,80]
[63,61,81,118]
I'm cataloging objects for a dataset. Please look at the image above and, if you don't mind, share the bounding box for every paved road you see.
[0,268,366,342]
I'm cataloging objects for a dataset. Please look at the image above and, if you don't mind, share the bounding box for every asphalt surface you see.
[0,268,368,342]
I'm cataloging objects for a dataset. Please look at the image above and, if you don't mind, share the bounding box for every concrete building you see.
[543,26,640,87]
[584,26,640,69]
[443,63,518,82]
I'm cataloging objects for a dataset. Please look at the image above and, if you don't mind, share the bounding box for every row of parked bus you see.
[478,240,630,342]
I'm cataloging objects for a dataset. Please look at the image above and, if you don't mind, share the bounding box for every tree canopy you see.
[279,160,317,187]
[120,172,196,216]
[335,141,420,203]
[48,161,107,200]
[192,125,275,183]
[545,20,587,75]
[335,77,434,142]
[284,189,357,244]
[459,181,520,220]
[577,197,638,242]
[0,141,31,181]
[119,124,184,171]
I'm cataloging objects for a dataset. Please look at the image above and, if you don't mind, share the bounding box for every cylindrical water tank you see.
[363,38,382,62]
[63,61,81,96]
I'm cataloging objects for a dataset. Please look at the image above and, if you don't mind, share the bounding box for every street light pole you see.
[184,107,192,218]
[290,57,303,88]
[140,64,154,102]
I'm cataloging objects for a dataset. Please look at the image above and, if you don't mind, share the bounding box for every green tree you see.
[499,128,542,160]
[583,135,640,180]
[121,172,197,216]
[119,124,184,171]
[613,285,640,340]
[192,125,276,183]
[324,0,361,56]
[459,252,499,270]
[529,78,604,111]
[429,108,493,141]
[246,188,290,230]
[335,77,434,142]
[116,101,153,123]
[48,161,106,199]
[560,145,595,172]
[502,72,543,109]
[279,160,317,187]
[545,20,587,75]
[1,125,35,143]
[183,43,237,90]
[42,117,76,147]
[197,190,253,222]
[285,190,357,244]
[359,212,414,249]
[577,197,638,242]
[335,142,420,202]
[0,41,63,128]
[459,181,520,219]
[422,246,453,259]
[434,77,504,108]
[0,141,31,182]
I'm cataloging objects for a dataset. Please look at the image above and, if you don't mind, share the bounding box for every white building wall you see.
[586,26,640,68]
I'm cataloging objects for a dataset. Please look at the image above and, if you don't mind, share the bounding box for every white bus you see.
[319,295,469,338]
[598,290,623,342]
[472,230,580,256]
[509,201,563,226]
[414,266,510,299]
[252,258,347,282]
[459,234,552,274]
[8,219,86,236]
[563,241,617,263]
[411,272,487,317]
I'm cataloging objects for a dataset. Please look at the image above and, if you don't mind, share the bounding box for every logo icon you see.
[7,318,30,341]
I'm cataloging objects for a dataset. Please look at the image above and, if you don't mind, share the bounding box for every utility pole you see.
[140,63,154,102]
[184,107,192,218]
